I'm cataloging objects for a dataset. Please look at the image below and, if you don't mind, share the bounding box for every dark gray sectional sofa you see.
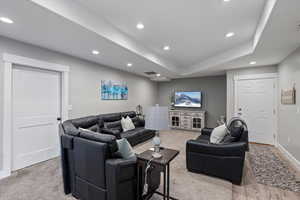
[59,111,157,200]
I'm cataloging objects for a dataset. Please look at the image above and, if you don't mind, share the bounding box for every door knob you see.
[57,117,62,121]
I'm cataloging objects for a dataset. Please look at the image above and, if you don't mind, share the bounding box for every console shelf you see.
[169,109,206,131]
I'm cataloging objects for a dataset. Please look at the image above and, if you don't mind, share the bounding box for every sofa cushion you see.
[100,113,121,122]
[121,127,146,138]
[104,120,122,130]
[131,117,142,127]
[79,130,118,154]
[121,111,136,118]
[87,124,100,132]
[71,116,99,129]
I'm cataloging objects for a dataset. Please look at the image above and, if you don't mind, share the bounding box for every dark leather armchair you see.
[186,127,249,185]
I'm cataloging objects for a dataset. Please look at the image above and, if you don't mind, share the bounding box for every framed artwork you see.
[101,80,128,100]
[281,86,296,105]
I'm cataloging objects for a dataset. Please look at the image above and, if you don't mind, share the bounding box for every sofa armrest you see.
[101,128,121,139]
[201,128,214,137]
[106,158,137,200]
[186,140,247,157]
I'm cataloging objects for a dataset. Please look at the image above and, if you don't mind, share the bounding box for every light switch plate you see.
[297,107,300,114]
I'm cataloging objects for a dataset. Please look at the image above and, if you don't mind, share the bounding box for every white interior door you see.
[235,77,276,145]
[12,65,61,170]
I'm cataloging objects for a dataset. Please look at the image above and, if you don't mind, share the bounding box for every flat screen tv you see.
[174,91,202,108]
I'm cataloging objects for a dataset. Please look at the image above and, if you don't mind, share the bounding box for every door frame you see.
[233,73,278,145]
[1,53,69,179]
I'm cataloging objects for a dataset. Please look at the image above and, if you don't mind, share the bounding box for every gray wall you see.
[157,76,227,128]
[278,47,300,162]
[0,36,158,171]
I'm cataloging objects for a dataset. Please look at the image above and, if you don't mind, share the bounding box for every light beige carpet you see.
[134,130,232,200]
[0,130,232,200]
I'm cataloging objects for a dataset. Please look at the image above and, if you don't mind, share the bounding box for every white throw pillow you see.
[126,116,135,130]
[210,124,227,144]
[121,116,135,132]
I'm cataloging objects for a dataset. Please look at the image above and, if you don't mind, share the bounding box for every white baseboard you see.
[277,143,300,171]
[0,169,10,180]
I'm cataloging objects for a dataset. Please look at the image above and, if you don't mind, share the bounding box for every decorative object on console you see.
[136,104,144,119]
[281,85,296,105]
[136,104,143,115]
[101,80,128,100]
[145,105,169,158]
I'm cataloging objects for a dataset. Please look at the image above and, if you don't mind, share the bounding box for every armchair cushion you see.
[195,135,210,144]
[230,126,243,139]
[221,135,236,144]
[201,128,213,137]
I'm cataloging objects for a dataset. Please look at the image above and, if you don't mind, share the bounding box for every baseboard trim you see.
[277,143,300,171]
[0,169,10,180]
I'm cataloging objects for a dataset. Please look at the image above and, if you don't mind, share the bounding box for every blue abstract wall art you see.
[101,80,128,100]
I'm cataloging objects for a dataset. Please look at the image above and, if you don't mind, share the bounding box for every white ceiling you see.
[76,0,265,67]
[0,0,300,80]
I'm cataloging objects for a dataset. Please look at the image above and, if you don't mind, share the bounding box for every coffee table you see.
[136,147,179,200]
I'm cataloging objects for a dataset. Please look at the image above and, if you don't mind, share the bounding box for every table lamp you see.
[145,105,169,158]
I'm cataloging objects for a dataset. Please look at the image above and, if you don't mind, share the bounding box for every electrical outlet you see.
[68,105,73,111]
[288,137,291,143]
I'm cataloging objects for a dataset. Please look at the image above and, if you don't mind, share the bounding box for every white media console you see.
[169,109,206,131]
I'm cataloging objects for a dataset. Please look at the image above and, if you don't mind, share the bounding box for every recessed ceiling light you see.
[136,23,144,30]
[92,50,99,55]
[223,0,231,2]
[156,73,161,77]
[250,61,257,65]
[163,46,170,51]
[127,63,133,67]
[225,32,235,38]
[0,17,14,24]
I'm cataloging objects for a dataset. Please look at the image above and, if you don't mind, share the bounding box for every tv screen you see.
[174,91,202,108]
